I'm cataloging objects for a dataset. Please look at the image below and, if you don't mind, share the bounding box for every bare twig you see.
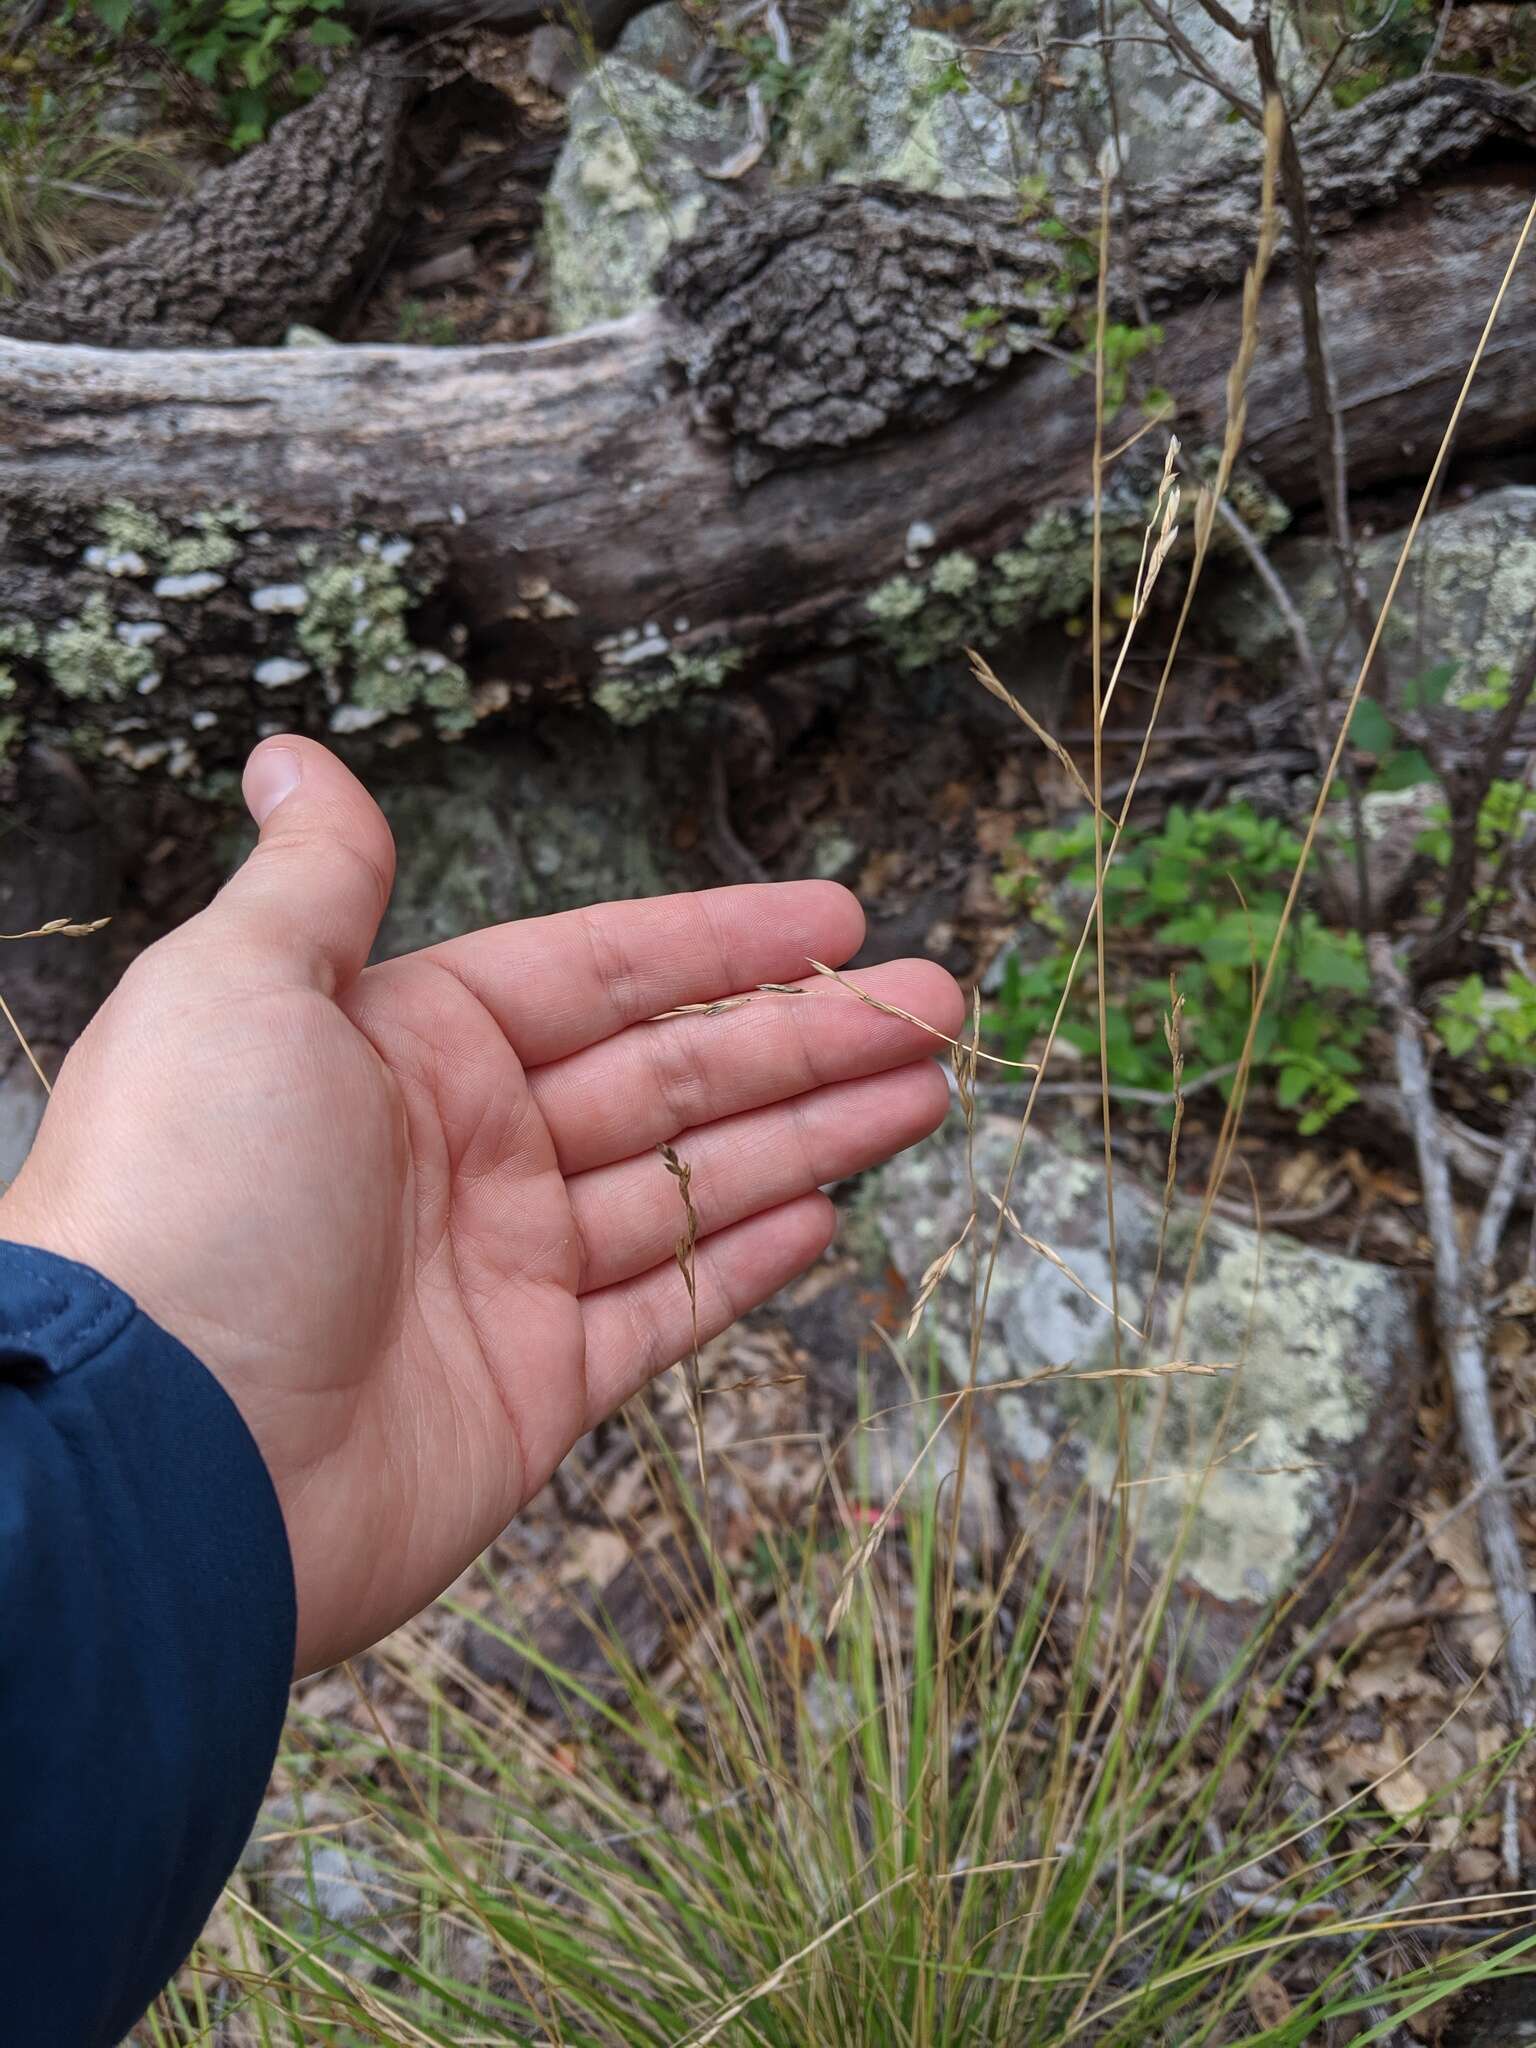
[1369,939,1536,1728]
[1415,632,1536,975]
[1251,19,1387,725]
[1213,495,1371,923]
[1134,0,1262,119]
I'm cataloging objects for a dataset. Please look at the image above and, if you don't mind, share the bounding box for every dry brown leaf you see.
[1420,1491,1493,1591]
[1339,1632,1434,1708]
[559,1527,631,1591]
[1245,1972,1292,2028]
[1455,1847,1501,1887]
[1378,1757,1430,1823]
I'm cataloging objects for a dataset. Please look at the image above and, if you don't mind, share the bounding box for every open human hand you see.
[0,738,962,1674]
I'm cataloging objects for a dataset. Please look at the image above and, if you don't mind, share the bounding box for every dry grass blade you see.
[1099,437,1182,726]
[905,1213,974,1341]
[0,991,50,1098]
[826,1393,961,1637]
[1115,1430,1260,1489]
[968,652,1103,811]
[993,1360,1236,1391]
[804,958,1037,1070]
[987,1192,1147,1341]
[0,912,111,1104]
[682,1857,1054,2047]
[661,1143,709,1499]
[0,916,111,941]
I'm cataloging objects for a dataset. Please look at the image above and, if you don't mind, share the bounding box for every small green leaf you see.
[1274,1064,1312,1109]
[1369,747,1437,793]
[1401,660,1457,710]
[1348,696,1395,755]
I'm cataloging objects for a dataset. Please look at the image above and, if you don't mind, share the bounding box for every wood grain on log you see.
[1,78,1535,745]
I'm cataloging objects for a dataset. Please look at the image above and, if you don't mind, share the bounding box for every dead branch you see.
[1369,938,1536,1730]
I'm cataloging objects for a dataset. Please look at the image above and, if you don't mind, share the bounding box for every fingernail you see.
[245,745,301,827]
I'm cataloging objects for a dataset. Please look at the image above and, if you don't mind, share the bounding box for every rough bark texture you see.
[0,51,417,349]
[662,76,1536,485]
[1,78,1535,776]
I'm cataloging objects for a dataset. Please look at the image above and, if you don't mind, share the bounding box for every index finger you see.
[407,881,866,1068]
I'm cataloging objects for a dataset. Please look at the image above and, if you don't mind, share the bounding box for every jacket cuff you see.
[0,1238,295,2045]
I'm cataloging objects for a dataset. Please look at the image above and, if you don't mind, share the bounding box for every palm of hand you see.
[2,743,959,1673]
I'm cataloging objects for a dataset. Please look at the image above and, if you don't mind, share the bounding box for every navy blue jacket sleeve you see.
[0,1241,296,2047]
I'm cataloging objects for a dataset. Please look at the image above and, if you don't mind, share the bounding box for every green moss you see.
[44,594,155,701]
[593,646,743,727]
[780,15,859,183]
[295,541,473,738]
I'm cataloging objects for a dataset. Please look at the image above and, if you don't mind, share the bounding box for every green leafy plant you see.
[989,802,1376,1133]
[90,0,353,146]
[961,303,1006,361]
[1080,314,1167,410]
[719,27,811,121]
[395,297,460,347]
[1415,777,1536,877]
[1437,969,1536,1074]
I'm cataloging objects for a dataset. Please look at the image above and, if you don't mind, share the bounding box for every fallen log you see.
[1,78,1535,779]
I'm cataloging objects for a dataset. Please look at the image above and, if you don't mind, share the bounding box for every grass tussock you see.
[146,1401,1534,2046]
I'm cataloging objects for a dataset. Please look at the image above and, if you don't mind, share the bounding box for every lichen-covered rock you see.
[1312,780,1443,923]
[1221,486,1536,699]
[781,0,1311,200]
[1013,0,1314,188]
[543,57,745,331]
[369,721,699,956]
[782,0,1018,195]
[869,1117,1422,1651]
[615,1,708,79]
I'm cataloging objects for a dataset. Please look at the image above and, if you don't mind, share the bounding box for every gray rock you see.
[616,1,708,80]
[527,23,585,98]
[781,0,1311,199]
[782,0,1020,196]
[370,722,699,959]
[270,1840,389,1936]
[543,57,744,331]
[1314,780,1441,923]
[1033,0,1314,187]
[871,1117,1422,1651]
[1222,486,1536,700]
[96,84,158,140]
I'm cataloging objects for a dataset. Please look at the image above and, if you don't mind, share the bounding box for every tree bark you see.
[2,78,1535,771]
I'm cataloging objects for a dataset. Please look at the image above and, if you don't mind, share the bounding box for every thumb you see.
[211,736,397,992]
